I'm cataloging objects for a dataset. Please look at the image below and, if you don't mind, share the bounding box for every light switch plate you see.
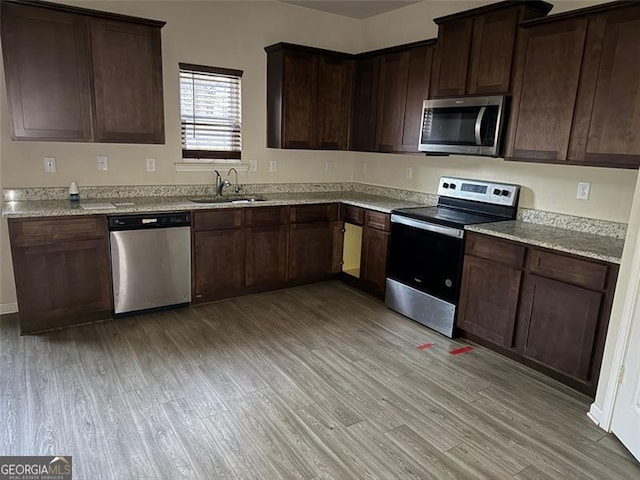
[269,160,278,173]
[97,155,108,171]
[249,160,258,172]
[145,158,156,172]
[405,167,413,179]
[325,160,332,173]
[43,157,56,173]
[577,181,591,200]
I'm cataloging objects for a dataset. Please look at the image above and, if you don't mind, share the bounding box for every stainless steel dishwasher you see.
[108,212,191,315]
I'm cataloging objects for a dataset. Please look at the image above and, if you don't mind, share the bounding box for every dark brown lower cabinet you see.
[361,226,389,295]
[289,221,334,282]
[245,225,288,288]
[193,227,244,302]
[8,217,112,334]
[457,232,618,396]
[516,274,602,382]
[457,255,521,347]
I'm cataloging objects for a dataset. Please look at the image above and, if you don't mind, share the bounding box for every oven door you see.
[386,216,464,305]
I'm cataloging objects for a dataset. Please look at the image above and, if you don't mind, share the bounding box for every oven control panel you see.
[437,176,519,207]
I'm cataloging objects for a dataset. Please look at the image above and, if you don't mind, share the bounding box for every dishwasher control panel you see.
[108,212,191,231]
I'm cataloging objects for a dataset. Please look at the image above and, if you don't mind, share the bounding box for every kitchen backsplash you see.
[2,182,627,239]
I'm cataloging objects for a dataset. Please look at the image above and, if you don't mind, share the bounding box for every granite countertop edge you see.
[466,221,624,265]
[1,192,423,218]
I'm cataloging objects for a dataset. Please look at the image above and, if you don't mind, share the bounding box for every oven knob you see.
[445,279,453,288]
[450,183,457,190]
[493,188,501,195]
[501,189,510,196]
[443,183,450,189]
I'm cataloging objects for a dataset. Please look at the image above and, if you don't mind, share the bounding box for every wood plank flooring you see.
[0,281,638,479]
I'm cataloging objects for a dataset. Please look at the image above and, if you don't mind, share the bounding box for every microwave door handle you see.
[475,106,487,146]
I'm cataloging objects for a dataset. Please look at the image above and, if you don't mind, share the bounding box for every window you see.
[179,63,242,160]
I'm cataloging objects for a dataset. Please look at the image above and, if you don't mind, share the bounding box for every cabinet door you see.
[193,229,244,301]
[516,274,602,382]
[350,56,380,151]
[467,8,519,95]
[90,18,164,143]
[375,51,409,152]
[316,56,352,150]
[505,19,588,162]
[457,255,521,347]
[245,225,288,287]
[570,6,640,168]
[0,3,93,141]
[282,50,317,149]
[401,46,433,152]
[361,226,390,295]
[12,239,112,333]
[289,222,333,281]
[430,18,473,98]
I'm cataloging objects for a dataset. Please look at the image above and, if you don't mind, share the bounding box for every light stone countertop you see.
[466,220,625,264]
[1,192,423,218]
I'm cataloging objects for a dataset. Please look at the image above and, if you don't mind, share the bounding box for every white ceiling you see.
[280,1,422,19]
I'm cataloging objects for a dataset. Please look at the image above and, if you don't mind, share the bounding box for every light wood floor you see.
[1,281,638,479]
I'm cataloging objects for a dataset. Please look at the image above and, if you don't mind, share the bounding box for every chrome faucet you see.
[228,168,243,195]
[214,170,231,197]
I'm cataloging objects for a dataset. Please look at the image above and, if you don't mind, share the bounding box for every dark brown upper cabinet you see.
[430,0,552,98]
[265,43,352,150]
[1,0,165,144]
[506,1,640,168]
[351,41,434,154]
[375,45,433,153]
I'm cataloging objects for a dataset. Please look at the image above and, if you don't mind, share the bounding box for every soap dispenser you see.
[69,181,80,203]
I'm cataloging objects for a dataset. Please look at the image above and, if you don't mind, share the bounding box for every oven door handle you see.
[391,214,464,239]
[475,106,487,146]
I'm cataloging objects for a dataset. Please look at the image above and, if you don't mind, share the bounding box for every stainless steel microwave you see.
[418,96,508,157]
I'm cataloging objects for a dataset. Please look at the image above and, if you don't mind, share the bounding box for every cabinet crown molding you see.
[2,0,165,27]
[434,0,553,25]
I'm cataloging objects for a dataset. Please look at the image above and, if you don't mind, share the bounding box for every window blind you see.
[179,63,243,159]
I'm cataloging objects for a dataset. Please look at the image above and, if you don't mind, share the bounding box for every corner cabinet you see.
[8,216,113,334]
[1,0,165,144]
[266,44,352,150]
[430,1,552,98]
[458,232,618,396]
[506,2,640,168]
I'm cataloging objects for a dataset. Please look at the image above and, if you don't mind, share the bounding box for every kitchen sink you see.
[189,196,267,204]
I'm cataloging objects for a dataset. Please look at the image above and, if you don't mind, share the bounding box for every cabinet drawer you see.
[342,204,365,225]
[466,232,525,268]
[365,210,390,232]
[290,203,339,223]
[245,206,288,227]
[9,216,106,247]
[527,249,608,291]
[193,209,243,230]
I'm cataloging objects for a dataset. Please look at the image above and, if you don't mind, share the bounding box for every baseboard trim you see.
[0,302,18,315]
[587,403,604,428]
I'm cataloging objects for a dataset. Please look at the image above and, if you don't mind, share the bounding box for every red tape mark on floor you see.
[417,342,433,350]
[449,346,474,355]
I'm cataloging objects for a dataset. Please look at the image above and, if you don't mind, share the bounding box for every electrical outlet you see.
[577,181,591,200]
[249,160,258,173]
[362,162,367,175]
[145,158,156,172]
[325,160,332,173]
[269,160,278,173]
[97,155,108,171]
[43,157,56,173]
[405,167,413,179]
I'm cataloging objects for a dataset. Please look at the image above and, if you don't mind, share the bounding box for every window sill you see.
[174,162,248,173]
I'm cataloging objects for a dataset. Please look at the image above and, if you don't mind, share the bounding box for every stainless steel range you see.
[385,176,520,337]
